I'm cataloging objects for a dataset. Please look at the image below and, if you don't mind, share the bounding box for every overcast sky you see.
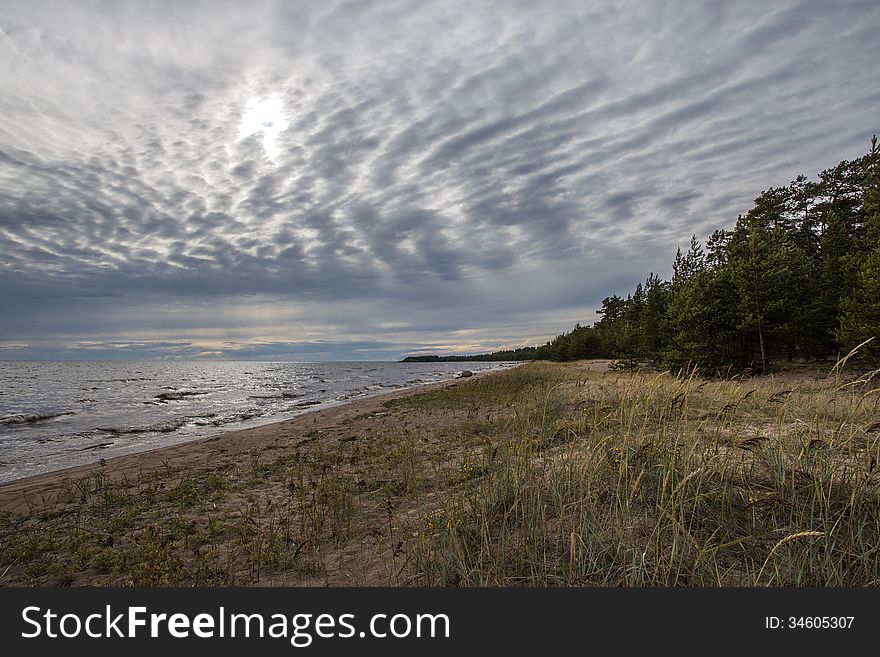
[1,0,878,360]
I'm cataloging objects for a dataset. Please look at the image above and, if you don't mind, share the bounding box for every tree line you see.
[403,137,880,373]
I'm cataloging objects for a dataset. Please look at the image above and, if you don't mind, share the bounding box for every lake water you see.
[0,360,510,482]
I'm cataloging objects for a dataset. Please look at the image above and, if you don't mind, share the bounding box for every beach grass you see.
[1,361,878,586]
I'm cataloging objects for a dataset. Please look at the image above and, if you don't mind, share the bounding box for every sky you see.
[1,0,878,361]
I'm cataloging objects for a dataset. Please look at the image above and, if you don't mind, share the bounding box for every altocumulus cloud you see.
[0,0,878,359]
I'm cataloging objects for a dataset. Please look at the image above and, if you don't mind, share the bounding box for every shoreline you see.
[0,367,506,515]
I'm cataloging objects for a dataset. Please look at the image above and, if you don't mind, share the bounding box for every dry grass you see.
[1,361,878,586]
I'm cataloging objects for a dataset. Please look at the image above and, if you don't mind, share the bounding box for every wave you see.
[154,390,209,402]
[103,377,157,383]
[198,409,265,426]
[132,408,267,433]
[0,411,75,426]
[335,391,367,401]
[293,400,322,408]
[97,417,191,435]
[191,413,219,425]
[77,442,114,451]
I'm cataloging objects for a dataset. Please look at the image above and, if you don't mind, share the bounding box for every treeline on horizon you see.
[403,137,880,374]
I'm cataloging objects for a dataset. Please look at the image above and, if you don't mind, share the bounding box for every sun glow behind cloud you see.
[238,94,289,159]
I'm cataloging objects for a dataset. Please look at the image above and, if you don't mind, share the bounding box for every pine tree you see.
[837,135,880,364]
[837,250,880,365]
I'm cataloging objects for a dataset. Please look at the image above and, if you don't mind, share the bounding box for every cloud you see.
[0,0,878,359]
